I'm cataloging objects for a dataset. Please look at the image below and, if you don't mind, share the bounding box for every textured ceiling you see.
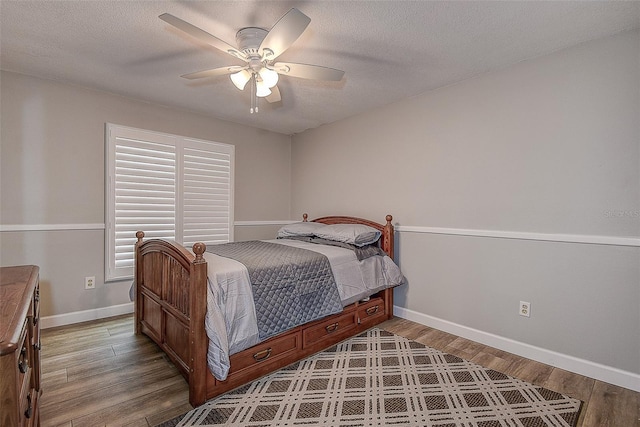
[1,1,639,135]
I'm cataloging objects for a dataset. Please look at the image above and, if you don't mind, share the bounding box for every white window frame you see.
[105,123,234,282]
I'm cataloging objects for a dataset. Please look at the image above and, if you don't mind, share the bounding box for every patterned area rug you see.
[157,329,581,427]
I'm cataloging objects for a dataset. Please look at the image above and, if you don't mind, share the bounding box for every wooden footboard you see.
[134,234,209,405]
[134,215,396,407]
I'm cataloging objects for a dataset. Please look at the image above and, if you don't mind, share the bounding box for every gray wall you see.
[0,71,292,317]
[291,30,640,375]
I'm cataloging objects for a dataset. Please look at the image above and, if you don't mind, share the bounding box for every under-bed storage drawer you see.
[228,331,301,376]
[303,311,358,348]
[357,297,386,326]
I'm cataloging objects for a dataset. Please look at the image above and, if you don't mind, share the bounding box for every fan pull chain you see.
[250,75,255,114]
[254,73,259,113]
[249,74,260,114]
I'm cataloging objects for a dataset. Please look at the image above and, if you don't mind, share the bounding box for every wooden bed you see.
[134,214,396,407]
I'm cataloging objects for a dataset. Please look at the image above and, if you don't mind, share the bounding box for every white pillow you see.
[277,221,326,238]
[314,224,381,247]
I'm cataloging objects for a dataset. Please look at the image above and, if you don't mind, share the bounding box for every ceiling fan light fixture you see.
[255,80,272,97]
[258,67,279,88]
[230,69,252,90]
[162,9,344,114]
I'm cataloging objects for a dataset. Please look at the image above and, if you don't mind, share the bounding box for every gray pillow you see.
[309,237,386,260]
[277,236,385,261]
[314,224,381,247]
[276,221,326,238]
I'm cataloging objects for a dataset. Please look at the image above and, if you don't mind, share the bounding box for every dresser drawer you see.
[33,283,40,328]
[30,322,41,392]
[303,311,357,348]
[17,321,32,397]
[228,331,301,375]
[357,297,386,326]
[20,389,37,427]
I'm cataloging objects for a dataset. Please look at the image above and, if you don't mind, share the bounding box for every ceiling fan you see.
[160,8,345,113]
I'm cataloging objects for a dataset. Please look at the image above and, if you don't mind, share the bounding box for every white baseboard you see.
[394,306,640,392]
[41,302,134,329]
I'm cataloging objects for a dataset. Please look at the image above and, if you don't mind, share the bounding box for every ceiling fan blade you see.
[181,66,245,80]
[160,13,247,61]
[273,62,344,81]
[265,85,281,103]
[259,9,311,60]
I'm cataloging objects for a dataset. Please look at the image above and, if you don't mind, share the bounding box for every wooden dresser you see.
[0,265,41,427]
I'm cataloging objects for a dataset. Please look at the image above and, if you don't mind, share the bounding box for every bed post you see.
[383,215,394,260]
[134,231,145,335]
[189,242,208,407]
[382,215,395,320]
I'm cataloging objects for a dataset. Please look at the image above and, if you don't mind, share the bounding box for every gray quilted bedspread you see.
[206,241,343,341]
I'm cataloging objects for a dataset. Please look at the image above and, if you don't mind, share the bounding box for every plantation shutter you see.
[106,124,234,282]
[181,140,233,248]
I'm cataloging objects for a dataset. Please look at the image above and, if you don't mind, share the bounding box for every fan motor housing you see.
[236,27,268,57]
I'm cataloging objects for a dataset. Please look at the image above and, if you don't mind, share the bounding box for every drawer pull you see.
[365,305,380,316]
[18,347,28,373]
[34,341,42,351]
[24,393,32,419]
[325,322,339,333]
[252,348,272,362]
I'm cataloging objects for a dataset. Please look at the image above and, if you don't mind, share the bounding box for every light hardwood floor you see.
[39,315,639,427]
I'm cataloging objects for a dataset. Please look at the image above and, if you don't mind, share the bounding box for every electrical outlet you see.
[519,301,531,317]
[85,276,96,290]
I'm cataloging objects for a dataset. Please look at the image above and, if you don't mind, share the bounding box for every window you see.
[105,124,234,281]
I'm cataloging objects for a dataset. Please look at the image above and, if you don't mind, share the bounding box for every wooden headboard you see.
[303,213,394,260]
